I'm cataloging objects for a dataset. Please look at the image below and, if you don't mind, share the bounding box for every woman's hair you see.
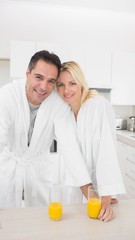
[59,61,98,105]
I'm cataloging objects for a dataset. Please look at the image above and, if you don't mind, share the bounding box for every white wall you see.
[0,2,135,58]
[0,60,10,87]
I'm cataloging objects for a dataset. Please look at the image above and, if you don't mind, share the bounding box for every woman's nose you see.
[64,85,70,93]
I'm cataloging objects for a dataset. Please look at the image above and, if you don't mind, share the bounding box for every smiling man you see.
[0,50,91,208]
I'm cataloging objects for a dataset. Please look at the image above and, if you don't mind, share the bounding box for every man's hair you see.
[28,50,61,74]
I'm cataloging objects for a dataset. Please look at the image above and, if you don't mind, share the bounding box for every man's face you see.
[26,60,58,105]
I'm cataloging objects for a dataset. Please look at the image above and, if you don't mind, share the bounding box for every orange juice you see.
[88,198,101,219]
[48,202,62,220]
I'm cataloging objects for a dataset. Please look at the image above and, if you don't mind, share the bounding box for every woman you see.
[56,61,126,222]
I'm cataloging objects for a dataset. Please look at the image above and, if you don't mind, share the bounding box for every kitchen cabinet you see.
[36,42,85,70]
[10,40,112,89]
[84,49,112,89]
[10,40,85,80]
[117,140,135,198]
[10,40,36,80]
[111,52,135,105]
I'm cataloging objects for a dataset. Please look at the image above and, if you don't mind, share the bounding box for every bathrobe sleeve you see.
[92,97,126,196]
[53,94,91,187]
[0,85,12,153]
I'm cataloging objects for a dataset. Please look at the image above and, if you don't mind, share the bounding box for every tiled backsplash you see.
[94,88,111,101]
[113,105,134,119]
[97,90,135,118]
[97,89,135,125]
[113,105,135,130]
[133,106,135,115]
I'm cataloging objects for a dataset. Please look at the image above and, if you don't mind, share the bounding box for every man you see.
[0,50,90,208]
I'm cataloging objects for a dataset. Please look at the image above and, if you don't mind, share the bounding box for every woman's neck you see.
[70,101,81,120]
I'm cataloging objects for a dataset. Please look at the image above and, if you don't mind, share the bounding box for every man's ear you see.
[26,68,30,77]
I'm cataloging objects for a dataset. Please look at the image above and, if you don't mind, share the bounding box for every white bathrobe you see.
[0,79,90,208]
[60,95,126,203]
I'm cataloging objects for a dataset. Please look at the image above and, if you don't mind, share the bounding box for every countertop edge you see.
[116,130,135,148]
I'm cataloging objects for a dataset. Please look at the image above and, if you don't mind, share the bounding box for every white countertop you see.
[0,199,135,240]
[116,130,135,147]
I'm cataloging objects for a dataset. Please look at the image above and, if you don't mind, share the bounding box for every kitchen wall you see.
[0,1,135,118]
[0,59,10,87]
[0,2,135,58]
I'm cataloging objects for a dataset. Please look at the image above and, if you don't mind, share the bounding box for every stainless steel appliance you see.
[128,116,135,132]
[115,117,127,130]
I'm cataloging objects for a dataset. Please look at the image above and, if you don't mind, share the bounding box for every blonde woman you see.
[56,61,126,222]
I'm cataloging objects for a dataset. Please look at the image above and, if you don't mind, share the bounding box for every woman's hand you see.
[98,196,114,222]
[110,198,118,204]
[81,185,117,222]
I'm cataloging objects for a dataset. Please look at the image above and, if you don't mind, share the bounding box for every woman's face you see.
[57,71,82,106]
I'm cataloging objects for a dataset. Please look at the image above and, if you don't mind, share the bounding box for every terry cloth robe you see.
[60,95,126,203]
[0,79,90,208]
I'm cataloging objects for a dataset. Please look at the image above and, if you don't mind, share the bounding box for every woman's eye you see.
[57,83,63,87]
[70,82,76,86]
[48,79,55,84]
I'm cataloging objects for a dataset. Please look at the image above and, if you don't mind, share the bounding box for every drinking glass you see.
[48,184,62,221]
[87,185,101,219]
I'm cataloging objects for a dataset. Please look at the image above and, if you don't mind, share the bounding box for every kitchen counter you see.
[0,199,135,240]
[116,130,135,148]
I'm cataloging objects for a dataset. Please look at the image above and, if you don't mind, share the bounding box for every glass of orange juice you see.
[48,184,62,221]
[87,185,101,219]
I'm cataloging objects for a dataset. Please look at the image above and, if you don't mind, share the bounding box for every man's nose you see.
[40,80,47,90]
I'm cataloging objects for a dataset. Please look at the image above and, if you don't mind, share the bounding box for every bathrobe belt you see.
[3,147,50,207]
[15,155,38,207]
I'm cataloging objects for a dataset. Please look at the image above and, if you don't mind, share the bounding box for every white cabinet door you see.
[117,140,135,198]
[84,49,112,89]
[117,141,127,189]
[124,144,135,198]
[36,42,64,61]
[10,40,36,80]
[10,41,112,89]
[111,52,135,105]
[36,42,85,70]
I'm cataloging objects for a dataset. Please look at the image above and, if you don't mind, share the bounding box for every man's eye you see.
[35,76,42,80]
